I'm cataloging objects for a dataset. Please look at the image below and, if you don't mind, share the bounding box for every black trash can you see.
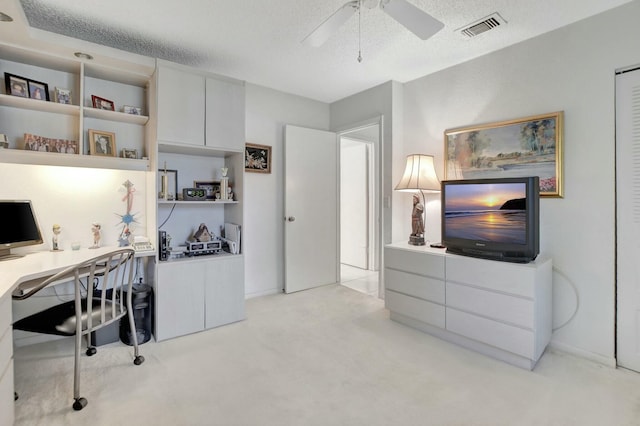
[120,283,153,345]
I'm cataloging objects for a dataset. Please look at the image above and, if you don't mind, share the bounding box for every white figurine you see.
[90,223,101,249]
[52,224,62,251]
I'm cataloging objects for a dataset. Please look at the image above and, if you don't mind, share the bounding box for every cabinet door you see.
[157,66,205,146]
[205,256,245,329]
[155,262,205,341]
[205,77,245,151]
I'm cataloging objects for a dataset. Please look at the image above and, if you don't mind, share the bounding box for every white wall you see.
[244,83,330,297]
[330,81,400,248]
[400,1,640,364]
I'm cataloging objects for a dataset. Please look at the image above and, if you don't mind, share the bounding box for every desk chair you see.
[12,248,145,411]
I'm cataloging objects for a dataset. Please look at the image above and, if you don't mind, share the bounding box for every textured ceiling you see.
[8,0,634,103]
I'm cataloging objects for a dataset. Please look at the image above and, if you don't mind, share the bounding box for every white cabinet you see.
[156,64,205,146]
[0,293,13,425]
[0,42,153,171]
[153,60,245,341]
[205,255,245,329]
[154,256,245,341]
[205,77,245,152]
[384,243,552,370]
[156,62,245,152]
[155,261,206,341]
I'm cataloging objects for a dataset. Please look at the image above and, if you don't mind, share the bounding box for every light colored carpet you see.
[13,284,640,425]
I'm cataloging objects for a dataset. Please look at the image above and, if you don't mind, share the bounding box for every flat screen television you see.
[0,200,43,261]
[441,177,539,263]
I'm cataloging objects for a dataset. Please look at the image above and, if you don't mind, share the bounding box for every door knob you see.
[287,216,296,222]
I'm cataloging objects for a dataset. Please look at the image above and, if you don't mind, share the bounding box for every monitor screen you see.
[0,200,43,259]
[443,182,527,244]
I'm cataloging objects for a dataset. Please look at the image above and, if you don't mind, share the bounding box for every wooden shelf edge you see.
[0,149,149,171]
[0,94,80,116]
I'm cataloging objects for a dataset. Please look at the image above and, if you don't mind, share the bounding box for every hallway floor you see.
[340,263,379,297]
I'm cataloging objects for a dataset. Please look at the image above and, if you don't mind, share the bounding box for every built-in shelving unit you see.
[153,60,246,341]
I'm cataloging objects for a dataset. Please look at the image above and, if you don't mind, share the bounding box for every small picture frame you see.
[23,133,78,154]
[245,142,272,173]
[121,148,138,159]
[88,129,116,156]
[54,87,72,104]
[27,79,49,101]
[158,169,179,200]
[194,180,221,200]
[123,105,142,115]
[91,95,115,111]
[5,73,29,98]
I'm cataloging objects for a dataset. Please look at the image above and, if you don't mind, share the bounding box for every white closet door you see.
[616,67,640,372]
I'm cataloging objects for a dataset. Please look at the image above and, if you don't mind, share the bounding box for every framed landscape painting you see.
[444,111,564,197]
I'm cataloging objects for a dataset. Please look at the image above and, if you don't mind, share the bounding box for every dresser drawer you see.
[0,359,14,426]
[446,282,534,329]
[446,255,536,298]
[386,290,445,328]
[385,268,445,303]
[446,308,534,358]
[0,294,10,334]
[385,247,444,278]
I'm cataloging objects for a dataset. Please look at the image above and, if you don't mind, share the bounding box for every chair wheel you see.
[73,397,88,411]
[134,355,145,365]
[86,347,97,356]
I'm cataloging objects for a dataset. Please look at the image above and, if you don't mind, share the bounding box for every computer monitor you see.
[0,200,43,261]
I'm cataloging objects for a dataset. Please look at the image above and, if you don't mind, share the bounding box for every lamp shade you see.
[395,154,441,192]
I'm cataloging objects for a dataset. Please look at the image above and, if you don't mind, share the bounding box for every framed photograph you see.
[91,95,115,111]
[158,169,178,200]
[5,73,29,98]
[54,87,72,104]
[88,129,116,156]
[121,148,138,159]
[445,111,564,198]
[23,133,78,154]
[27,79,50,101]
[123,105,142,115]
[194,180,221,200]
[245,142,272,173]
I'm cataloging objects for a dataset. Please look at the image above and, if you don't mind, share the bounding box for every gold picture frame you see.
[88,129,116,156]
[445,111,563,198]
[245,142,272,174]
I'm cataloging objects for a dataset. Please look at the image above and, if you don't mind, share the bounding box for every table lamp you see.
[395,154,441,245]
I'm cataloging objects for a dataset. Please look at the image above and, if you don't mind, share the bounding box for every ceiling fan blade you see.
[302,1,359,47]
[380,0,444,40]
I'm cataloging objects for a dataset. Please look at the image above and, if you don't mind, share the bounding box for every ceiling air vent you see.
[459,13,506,38]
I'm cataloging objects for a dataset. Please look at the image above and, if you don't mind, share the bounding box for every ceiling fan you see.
[301,0,444,48]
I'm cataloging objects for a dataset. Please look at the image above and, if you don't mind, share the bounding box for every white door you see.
[284,125,338,293]
[340,139,369,269]
[616,67,640,372]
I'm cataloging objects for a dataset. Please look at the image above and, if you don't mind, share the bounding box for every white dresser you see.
[385,243,552,370]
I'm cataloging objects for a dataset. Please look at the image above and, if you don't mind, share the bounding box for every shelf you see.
[0,149,150,171]
[158,200,238,205]
[0,94,80,116]
[158,141,242,157]
[158,251,243,264]
[84,107,149,125]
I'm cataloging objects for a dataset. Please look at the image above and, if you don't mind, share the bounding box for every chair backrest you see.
[14,248,136,333]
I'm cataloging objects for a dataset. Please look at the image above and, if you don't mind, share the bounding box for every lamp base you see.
[408,235,425,246]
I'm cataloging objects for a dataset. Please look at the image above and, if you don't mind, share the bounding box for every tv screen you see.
[441,177,539,263]
[0,200,43,260]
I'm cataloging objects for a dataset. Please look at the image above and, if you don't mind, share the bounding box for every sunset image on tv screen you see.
[444,183,527,244]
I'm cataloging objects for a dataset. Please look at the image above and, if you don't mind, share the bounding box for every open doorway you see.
[339,123,380,297]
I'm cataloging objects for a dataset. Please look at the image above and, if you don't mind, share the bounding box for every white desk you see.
[0,247,148,425]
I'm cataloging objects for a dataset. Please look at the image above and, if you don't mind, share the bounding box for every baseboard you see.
[548,340,617,368]
[245,288,280,299]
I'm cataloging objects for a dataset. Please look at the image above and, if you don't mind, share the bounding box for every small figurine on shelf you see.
[90,223,101,249]
[227,186,234,201]
[51,224,63,251]
[193,223,212,242]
